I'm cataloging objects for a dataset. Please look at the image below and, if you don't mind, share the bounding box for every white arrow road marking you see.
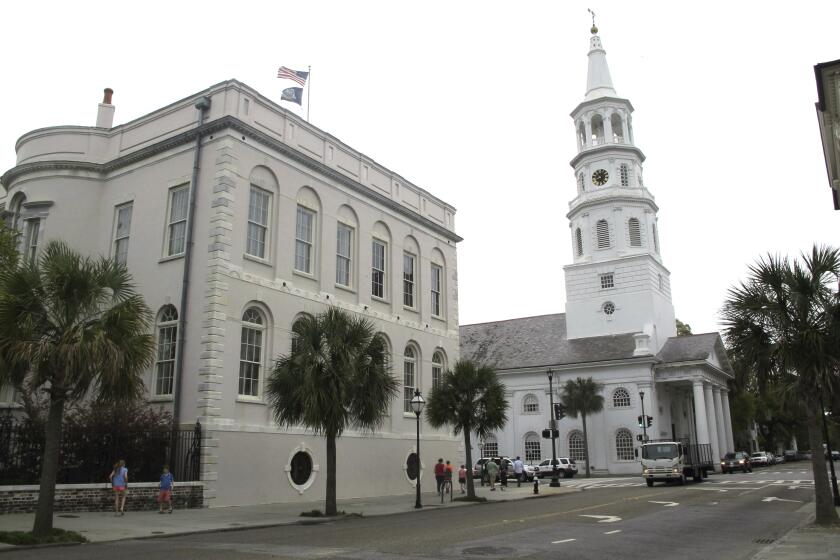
[648,500,679,507]
[762,497,803,503]
[710,502,719,505]
[552,538,576,544]
[580,514,622,523]
[604,530,622,535]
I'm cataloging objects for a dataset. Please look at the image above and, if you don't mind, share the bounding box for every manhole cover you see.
[754,538,775,544]
[58,514,79,518]
[463,547,516,556]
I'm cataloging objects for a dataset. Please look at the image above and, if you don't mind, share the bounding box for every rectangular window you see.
[431,264,443,317]
[246,186,270,258]
[600,273,614,289]
[336,223,353,287]
[620,164,630,187]
[113,203,133,266]
[372,240,386,299]
[294,206,315,274]
[166,186,189,256]
[0,383,17,405]
[403,253,415,308]
[24,219,40,262]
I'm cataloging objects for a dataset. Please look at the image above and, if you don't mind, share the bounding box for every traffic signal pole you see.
[640,391,648,443]
[547,369,561,488]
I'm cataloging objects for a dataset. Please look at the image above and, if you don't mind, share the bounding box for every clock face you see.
[592,169,609,186]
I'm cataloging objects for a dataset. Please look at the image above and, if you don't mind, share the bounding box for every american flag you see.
[277,66,309,86]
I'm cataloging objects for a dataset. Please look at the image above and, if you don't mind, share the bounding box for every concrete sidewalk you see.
[0,481,571,547]
[751,503,840,560]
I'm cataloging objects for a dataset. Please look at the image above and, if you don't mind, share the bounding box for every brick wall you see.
[0,482,203,514]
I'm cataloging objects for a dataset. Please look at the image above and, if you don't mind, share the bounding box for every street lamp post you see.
[547,369,561,488]
[410,390,426,509]
[477,442,485,486]
[819,397,840,507]
[639,390,648,443]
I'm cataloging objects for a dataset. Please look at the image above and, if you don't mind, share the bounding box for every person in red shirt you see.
[434,458,446,495]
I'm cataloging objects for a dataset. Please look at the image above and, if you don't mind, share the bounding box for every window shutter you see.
[596,220,610,249]
[628,218,642,247]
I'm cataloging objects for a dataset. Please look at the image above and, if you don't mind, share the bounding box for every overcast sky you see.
[1,1,838,335]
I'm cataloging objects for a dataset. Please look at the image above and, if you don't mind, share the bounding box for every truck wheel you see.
[646,479,654,487]
[677,474,685,486]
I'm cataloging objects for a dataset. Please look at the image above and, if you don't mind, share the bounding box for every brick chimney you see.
[96,88,115,128]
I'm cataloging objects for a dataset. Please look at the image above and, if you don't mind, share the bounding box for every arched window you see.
[239,307,265,397]
[611,113,624,143]
[154,305,178,396]
[612,388,631,408]
[619,163,630,186]
[591,114,605,145]
[578,122,586,150]
[524,432,541,462]
[616,429,634,460]
[403,345,417,413]
[483,434,499,458]
[432,351,445,389]
[575,228,584,257]
[596,219,610,249]
[652,223,660,253]
[568,430,586,462]
[523,394,539,413]
[628,218,642,247]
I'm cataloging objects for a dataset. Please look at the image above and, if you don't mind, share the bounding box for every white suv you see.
[537,458,578,478]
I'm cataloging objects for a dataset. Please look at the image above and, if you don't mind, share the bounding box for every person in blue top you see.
[158,465,174,514]
[109,459,128,516]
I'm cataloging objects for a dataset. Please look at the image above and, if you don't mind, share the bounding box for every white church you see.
[460,25,735,475]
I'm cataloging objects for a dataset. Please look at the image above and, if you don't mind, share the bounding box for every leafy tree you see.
[0,241,156,536]
[721,245,840,526]
[561,377,604,478]
[425,359,508,498]
[266,307,398,516]
[0,216,18,270]
[675,319,692,337]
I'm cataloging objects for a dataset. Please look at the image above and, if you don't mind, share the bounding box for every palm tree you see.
[561,377,604,478]
[0,241,156,537]
[266,307,398,516]
[722,245,840,526]
[425,359,508,498]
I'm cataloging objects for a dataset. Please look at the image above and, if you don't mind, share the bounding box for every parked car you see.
[774,453,785,464]
[536,458,578,478]
[783,450,799,462]
[825,450,840,461]
[721,451,752,473]
[473,457,536,483]
[750,451,770,466]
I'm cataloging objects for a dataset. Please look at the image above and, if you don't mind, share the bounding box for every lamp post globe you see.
[411,390,425,509]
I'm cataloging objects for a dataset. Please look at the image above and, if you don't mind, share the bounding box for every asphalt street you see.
[3,463,819,559]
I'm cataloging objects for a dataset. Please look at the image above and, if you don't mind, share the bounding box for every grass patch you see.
[454,496,488,503]
[0,528,88,546]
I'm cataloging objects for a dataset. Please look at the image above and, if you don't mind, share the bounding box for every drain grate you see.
[754,538,775,544]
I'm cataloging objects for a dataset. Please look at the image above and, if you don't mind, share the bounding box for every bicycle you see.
[440,477,453,503]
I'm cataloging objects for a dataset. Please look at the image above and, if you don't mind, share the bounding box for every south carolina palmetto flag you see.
[277,66,309,86]
[281,87,304,105]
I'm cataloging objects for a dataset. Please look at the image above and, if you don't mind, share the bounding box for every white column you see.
[721,389,735,453]
[603,111,614,144]
[704,383,721,468]
[692,380,710,445]
[621,113,630,144]
[584,118,593,147]
[712,387,727,455]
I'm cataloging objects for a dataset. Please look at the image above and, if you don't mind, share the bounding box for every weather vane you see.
[588,8,598,34]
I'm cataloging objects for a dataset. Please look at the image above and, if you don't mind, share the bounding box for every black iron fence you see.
[0,416,201,485]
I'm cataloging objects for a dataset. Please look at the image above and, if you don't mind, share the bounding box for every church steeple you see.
[585,25,617,101]
[563,22,677,349]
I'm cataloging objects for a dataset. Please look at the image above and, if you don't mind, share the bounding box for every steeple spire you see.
[584,14,616,101]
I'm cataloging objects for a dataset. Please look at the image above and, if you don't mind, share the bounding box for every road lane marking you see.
[604,530,622,535]
[648,500,679,507]
[762,496,803,503]
[552,538,576,544]
[580,514,622,523]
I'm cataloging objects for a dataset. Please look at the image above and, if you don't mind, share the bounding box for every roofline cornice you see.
[570,96,635,118]
[2,115,463,243]
[566,191,660,217]
[569,144,646,168]
[653,359,734,380]
[494,355,658,375]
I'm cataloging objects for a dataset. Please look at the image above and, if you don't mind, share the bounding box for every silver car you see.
[537,458,578,478]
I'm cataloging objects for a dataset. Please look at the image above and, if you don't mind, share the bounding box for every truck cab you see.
[639,440,712,487]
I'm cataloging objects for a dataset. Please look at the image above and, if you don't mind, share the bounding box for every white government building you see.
[0,80,462,506]
[460,26,735,475]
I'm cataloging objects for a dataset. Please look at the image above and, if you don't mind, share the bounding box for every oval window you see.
[406,452,419,481]
[290,451,313,485]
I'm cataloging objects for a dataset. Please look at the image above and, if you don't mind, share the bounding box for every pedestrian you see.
[109,459,128,516]
[499,459,508,491]
[485,457,499,491]
[434,458,446,495]
[458,464,467,494]
[158,464,174,514]
[513,456,524,487]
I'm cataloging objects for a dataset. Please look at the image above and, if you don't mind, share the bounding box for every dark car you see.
[783,450,799,462]
[721,451,752,473]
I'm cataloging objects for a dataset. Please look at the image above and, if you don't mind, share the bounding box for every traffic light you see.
[637,415,644,428]
[646,415,653,428]
[554,403,567,421]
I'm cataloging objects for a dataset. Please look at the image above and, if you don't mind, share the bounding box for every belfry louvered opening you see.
[575,227,584,256]
[628,218,642,247]
[596,219,610,249]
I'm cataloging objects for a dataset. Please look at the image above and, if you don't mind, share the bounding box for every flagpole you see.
[306,65,311,122]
